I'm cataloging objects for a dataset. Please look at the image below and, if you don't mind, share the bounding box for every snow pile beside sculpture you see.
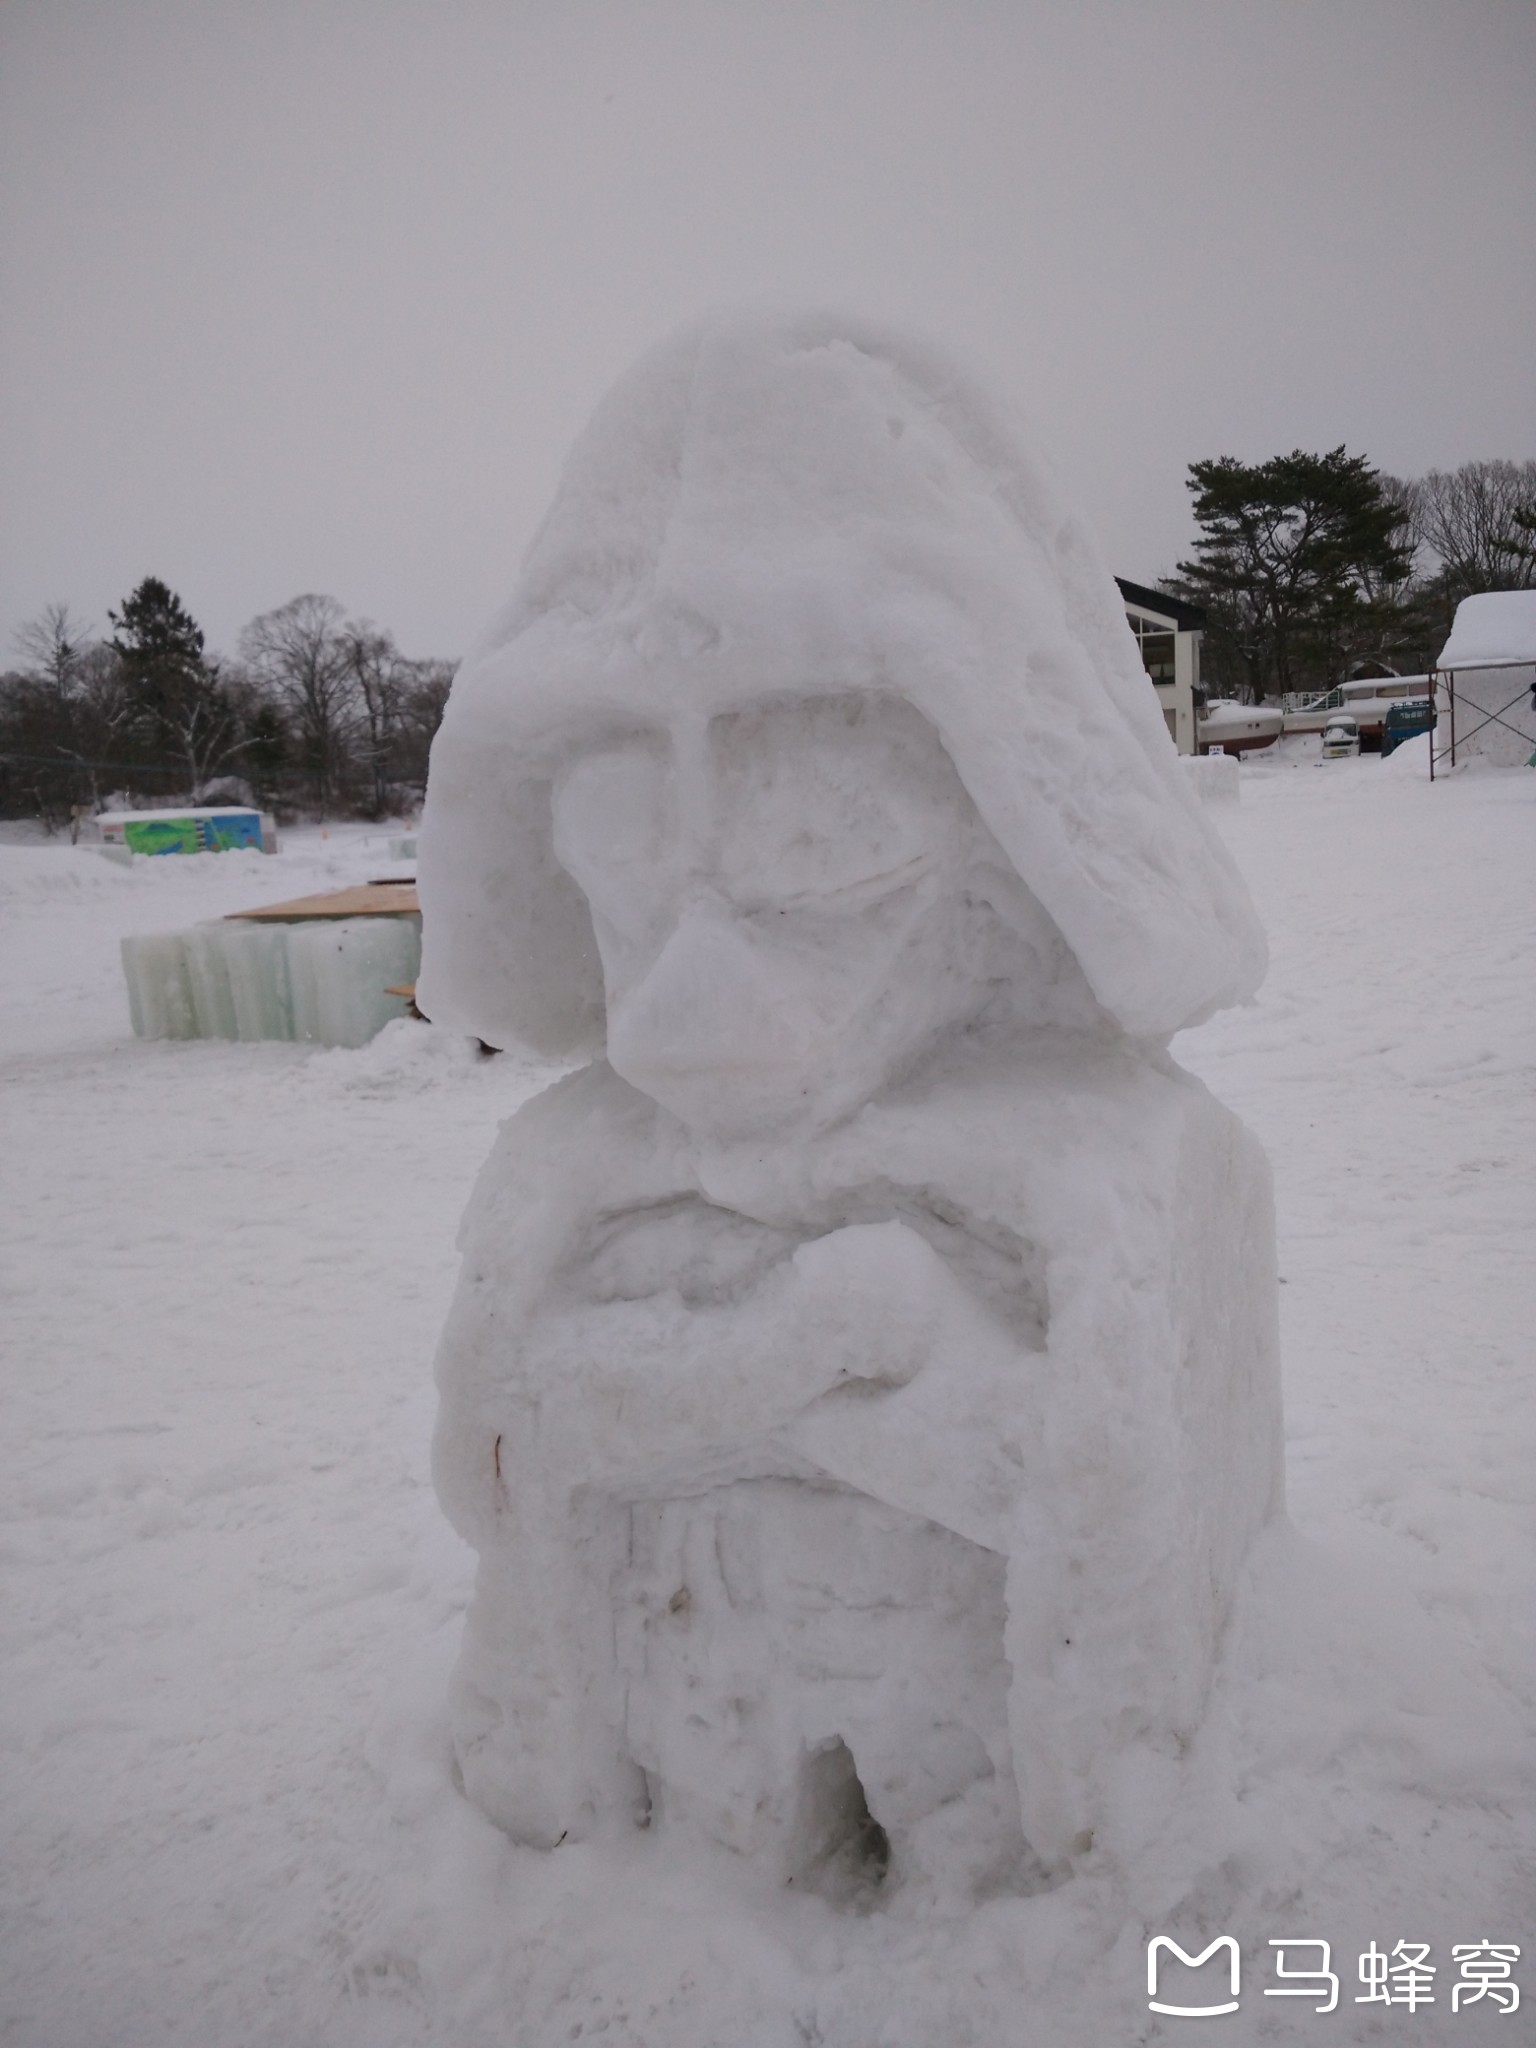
[418,311,1282,1898]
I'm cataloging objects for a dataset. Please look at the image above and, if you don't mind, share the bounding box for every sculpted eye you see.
[551,742,671,902]
[712,695,971,904]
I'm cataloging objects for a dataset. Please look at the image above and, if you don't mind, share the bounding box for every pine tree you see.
[109,577,238,791]
[1175,449,1416,700]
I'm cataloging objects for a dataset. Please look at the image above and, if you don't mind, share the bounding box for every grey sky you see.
[3,0,1533,664]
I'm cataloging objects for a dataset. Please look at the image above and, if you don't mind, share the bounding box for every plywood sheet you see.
[228,884,419,922]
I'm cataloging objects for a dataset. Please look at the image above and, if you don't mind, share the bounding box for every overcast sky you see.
[3,0,1533,664]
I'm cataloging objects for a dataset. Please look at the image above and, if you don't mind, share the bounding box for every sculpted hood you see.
[418,309,1265,1052]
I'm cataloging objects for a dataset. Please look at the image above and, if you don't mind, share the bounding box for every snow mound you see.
[1181,752,1241,801]
[311,1017,561,1099]
[1381,729,1433,777]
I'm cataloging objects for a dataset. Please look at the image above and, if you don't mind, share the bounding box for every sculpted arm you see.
[525,1217,1042,1540]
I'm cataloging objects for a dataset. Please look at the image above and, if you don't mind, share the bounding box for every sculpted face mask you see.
[550,693,1097,1142]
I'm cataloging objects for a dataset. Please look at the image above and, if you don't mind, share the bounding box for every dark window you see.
[1140,632,1176,683]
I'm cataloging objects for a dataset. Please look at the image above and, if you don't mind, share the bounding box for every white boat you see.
[1197,699,1284,753]
[1282,676,1431,743]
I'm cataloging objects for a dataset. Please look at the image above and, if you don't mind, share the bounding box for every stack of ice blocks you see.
[121,915,421,1049]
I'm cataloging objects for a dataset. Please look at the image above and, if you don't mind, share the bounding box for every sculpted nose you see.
[606,910,808,1083]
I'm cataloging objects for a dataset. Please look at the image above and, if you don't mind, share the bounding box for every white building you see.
[1116,578,1204,755]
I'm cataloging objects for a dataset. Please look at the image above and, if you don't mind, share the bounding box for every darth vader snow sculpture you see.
[418,312,1282,1897]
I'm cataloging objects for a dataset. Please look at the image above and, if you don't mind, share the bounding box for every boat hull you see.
[1198,706,1284,754]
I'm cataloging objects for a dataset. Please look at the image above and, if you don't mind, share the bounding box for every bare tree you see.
[395,658,454,799]
[1402,459,1536,596]
[75,642,137,764]
[15,602,94,708]
[2,605,138,820]
[239,594,359,812]
[341,622,411,817]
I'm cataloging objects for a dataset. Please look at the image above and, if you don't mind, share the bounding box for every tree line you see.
[1170,455,1536,705]
[5,456,1533,823]
[0,581,455,827]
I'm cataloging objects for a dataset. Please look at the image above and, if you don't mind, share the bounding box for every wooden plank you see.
[227,883,419,922]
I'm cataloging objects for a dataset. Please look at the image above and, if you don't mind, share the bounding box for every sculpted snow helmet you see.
[417,309,1265,1058]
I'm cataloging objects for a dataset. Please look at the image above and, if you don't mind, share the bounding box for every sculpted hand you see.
[785,1220,1041,1551]
[780,1217,965,1396]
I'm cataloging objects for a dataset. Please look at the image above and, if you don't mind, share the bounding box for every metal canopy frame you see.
[1428,657,1536,781]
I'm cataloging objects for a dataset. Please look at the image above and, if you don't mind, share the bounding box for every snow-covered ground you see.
[2,749,1532,2045]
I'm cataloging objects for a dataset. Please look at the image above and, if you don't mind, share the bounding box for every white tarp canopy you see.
[1437,589,1536,670]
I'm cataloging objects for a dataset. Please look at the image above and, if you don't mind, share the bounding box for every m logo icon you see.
[1148,1935,1241,2016]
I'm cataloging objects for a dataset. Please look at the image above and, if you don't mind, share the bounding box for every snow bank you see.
[0,842,260,907]
[1382,728,1433,776]
[1437,587,1536,669]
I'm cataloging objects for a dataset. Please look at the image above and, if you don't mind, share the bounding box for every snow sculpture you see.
[419,311,1282,1896]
